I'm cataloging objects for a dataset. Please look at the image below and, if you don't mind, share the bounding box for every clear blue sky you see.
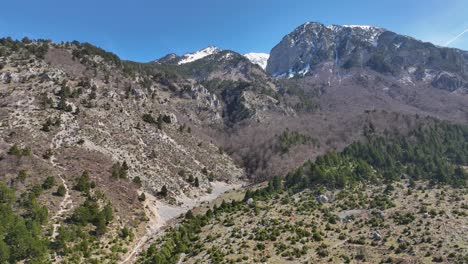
[1,0,467,62]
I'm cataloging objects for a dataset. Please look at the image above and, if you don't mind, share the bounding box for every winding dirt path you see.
[50,173,73,239]
[120,181,243,264]
[49,114,76,241]
[120,192,165,264]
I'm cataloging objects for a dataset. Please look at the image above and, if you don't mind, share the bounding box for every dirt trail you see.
[50,173,73,239]
[120,192,167,264]
[120,181,243,264]
[49,114,77,240]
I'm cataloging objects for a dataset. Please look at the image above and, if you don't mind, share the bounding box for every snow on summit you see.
[244,53,269,70]
[342,25,376,30]
[178,46,221,65]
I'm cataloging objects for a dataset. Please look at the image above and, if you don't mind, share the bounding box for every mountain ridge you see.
[266,21,468,94]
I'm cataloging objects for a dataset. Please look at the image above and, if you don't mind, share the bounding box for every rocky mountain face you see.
[154,49,291,125]
[266,22,468,93]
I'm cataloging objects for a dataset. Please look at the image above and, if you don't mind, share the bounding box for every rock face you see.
[155,50,291,124]
[316,194,329,203]
[266,22,468,92]
[0,41,246,205]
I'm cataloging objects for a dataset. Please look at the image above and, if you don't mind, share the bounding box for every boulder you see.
[372,231,382,241]
[316,194,329,203]
[0,72,11,84]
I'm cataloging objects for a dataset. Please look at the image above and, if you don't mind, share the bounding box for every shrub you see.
[55,185,66,197]
[138,193,146,202]
[42,176,55,189]
[158,185,168,197]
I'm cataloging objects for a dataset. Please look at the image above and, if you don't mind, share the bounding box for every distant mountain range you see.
[156,46,270,70]
[157,21,468,94]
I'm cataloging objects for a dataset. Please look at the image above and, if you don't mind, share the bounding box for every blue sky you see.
[1,0,467,62]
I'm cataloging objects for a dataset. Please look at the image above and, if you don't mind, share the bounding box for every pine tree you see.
[138,192,146,202]
[159,185,168,197]
[185,210,194,219]
[55,185,66,197]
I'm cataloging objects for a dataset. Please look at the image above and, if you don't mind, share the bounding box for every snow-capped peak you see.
[342,25,376,30]
[178,46,221,65]
[244,53,270,70]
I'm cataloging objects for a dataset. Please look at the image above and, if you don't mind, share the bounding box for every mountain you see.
[244,52,269,69]
[156,46,222,65]
[156,52,179,63]
[266,22,468,93]
[153,49,288,125]
[178,46,221,64]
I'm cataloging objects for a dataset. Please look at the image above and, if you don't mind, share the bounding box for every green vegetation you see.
[366,54,394,74]
[142,113,172,129]
[278,79,321,112]
[138,192,146,202]
[70,198,113,236]
[71,41,121,66]
[42,176,56,190]
[286,122,468,190]
[157,185,168,197]
[74,171,96,194]
[142,113,157,124]
[278,129,318,153]
[0,37,49,59]
[7,144,31,157]
[111,161,129,179]
[16,170,28,183]
[52,171,118,262]
[138,177,283,264]
[41,117,61,132]
[55,184,66,197]
[0,182,49,263]
[133,176,142,186]
[139,121,468,263]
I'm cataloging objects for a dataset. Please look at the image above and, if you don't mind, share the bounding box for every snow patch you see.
[178,46,221,65]
[408,66,417,74]
[298,64,311,76]
[274,64,311,79]
[343,24,384,46]
[394,42,404,49]
[343,25,376,30]
[244,53,269,70]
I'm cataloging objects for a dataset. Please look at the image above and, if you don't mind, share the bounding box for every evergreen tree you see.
[55,184,66,197]
[159,185,168,197]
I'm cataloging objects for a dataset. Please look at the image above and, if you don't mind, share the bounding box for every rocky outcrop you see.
[431,71,465,91]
